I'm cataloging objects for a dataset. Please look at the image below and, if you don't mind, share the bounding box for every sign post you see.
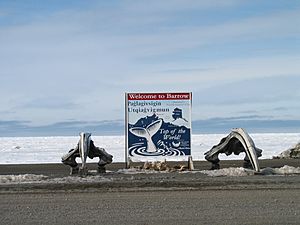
[125,92,192,167]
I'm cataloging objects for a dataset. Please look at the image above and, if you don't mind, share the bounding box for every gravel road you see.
[1,189,300,225]
[0,159,300,225]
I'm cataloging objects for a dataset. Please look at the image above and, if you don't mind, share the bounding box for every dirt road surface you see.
[1,159,300,225]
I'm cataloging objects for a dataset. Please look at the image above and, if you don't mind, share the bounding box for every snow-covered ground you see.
[1,165,300,184]
[0,133,299,164]
[1,133,299,184]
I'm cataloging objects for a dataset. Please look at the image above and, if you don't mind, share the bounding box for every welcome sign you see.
[125,92,192,163]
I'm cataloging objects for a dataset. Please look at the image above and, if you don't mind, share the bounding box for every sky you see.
[0,0,300,136]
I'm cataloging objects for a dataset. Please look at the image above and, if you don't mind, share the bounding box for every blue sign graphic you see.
[126,93,192,162]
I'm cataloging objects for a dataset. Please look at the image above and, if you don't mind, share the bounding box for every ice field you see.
[0,133,299,164]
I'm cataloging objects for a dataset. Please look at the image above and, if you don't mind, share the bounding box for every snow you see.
[0,133,299,164]
[1,133,299,185]
[1,165,300,184]
[201,167,254,176]
[0,174,48,183]
[201,165,300,177]
[0,174,112,184]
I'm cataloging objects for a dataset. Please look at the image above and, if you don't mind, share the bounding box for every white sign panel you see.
[125,92,192,163]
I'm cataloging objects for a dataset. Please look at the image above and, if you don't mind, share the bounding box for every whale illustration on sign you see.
[129,119,163,153]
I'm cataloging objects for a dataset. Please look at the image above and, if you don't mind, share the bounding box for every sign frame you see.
[125,92,192,167]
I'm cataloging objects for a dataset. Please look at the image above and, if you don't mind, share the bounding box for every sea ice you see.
[0,133,299,164]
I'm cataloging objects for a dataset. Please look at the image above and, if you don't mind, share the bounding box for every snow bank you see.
[0,174,112,184]
[261,165,300,175]
[48,175,112,183]
[201,165,300,177]
[117,168,170,174]
[0,174,48,183]
[201,167,253,177]
[274,142,300,159]
[1,165,300,184]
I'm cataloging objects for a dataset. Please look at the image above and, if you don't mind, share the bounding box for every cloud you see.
[0,119,124,137]
[272,107,289,112]
[193,75,300,105]
[1,3,299,86]
[121,0,239,13]
[1,117,300,137]
[0,120,31,136]
[192,117,300,134]
[0,1,299,129]
[102,8,300,60]
[22,97,79,109]
[191,75,300,122]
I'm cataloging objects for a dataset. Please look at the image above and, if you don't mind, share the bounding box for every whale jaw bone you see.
[204,128,261,172]
[129,119,163,153]
[79,132,91,170]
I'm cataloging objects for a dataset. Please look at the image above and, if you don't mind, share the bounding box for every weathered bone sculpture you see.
[62,132,113,175]
[204,128,262,172]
